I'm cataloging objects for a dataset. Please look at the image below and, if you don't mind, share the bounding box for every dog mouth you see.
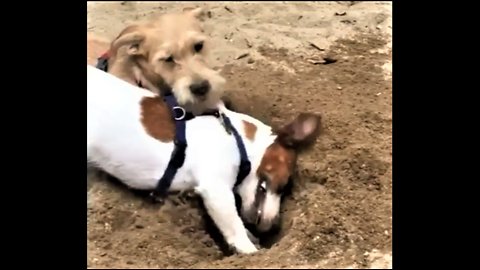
[195,95,208,102]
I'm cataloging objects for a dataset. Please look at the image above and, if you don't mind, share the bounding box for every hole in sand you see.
[89,170,292,255]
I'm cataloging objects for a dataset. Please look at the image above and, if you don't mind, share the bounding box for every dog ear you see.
[110,25,146,56]
[275,113,322,151]
[182,7,207,21]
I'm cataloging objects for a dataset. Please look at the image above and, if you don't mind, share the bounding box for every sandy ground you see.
[87,1,392,269]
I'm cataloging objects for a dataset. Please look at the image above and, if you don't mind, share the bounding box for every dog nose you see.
[190,80,210,96]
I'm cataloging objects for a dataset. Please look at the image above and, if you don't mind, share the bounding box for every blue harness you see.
[95,54,251,202]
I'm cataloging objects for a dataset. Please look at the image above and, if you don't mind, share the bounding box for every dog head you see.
[109,7,226,115]
[236,113,322,233]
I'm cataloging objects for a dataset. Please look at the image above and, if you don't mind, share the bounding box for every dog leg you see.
[246,228,260,247]
[195,184,258,254]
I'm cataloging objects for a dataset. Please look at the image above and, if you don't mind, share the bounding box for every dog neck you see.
[107,55,163,95]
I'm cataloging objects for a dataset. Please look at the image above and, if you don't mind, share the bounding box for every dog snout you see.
[190,80,210,96]
[256,214,280,232]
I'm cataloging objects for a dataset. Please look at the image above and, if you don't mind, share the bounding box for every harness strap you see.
[94,52,251,201]
[184,110,220,121]
[149,107,252,202]
[96,52,109,72]
[220,113,252,188]
[149,94,187,201]
[149,94,223,202]
[164,94,187,145]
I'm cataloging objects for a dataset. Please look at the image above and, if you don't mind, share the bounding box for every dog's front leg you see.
[246,229,260,246]
[195,184,258,254]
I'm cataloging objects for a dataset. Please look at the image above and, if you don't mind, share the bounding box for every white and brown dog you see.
[87,65,322,254]
[88,7,226,115]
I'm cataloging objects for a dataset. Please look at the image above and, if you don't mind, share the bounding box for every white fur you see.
[87,65,285,254]
[258,190,281,232]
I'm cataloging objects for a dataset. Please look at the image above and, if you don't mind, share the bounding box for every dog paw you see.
[231,238,258,254]
[235,245,258,254]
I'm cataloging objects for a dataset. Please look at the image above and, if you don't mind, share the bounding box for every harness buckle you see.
[172,106,186,121]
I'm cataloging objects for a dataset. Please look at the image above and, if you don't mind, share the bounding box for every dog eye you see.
[258,181,267,193]
[164,56,174,63]
[194,42,203,53]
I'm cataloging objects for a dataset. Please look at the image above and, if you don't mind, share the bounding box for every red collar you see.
[99,51,110,59]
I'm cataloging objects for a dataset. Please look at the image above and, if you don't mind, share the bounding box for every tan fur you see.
[88,7,226,115]
[87,33,110,66]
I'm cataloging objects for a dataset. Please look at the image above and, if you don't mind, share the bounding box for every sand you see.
[87,1,392,268]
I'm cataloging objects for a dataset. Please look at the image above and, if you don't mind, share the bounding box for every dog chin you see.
[171,86,196,105]
[172,80,224,113]
[256,219,275,233]
[241,214,276,234]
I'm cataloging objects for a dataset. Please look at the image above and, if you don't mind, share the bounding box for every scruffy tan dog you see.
[88,7,227,115]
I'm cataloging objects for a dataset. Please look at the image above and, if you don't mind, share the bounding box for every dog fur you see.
[88,7,226,115]
[87,65,322,254]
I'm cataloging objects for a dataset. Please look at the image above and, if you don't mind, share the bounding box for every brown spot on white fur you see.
[140,97,175,142]
[257,143,295,193]
[243,120,257,141]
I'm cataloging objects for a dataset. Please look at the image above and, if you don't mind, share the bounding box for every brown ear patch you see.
[257,143,296,193]
[140,97,175,143]
[243,120,257,142]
